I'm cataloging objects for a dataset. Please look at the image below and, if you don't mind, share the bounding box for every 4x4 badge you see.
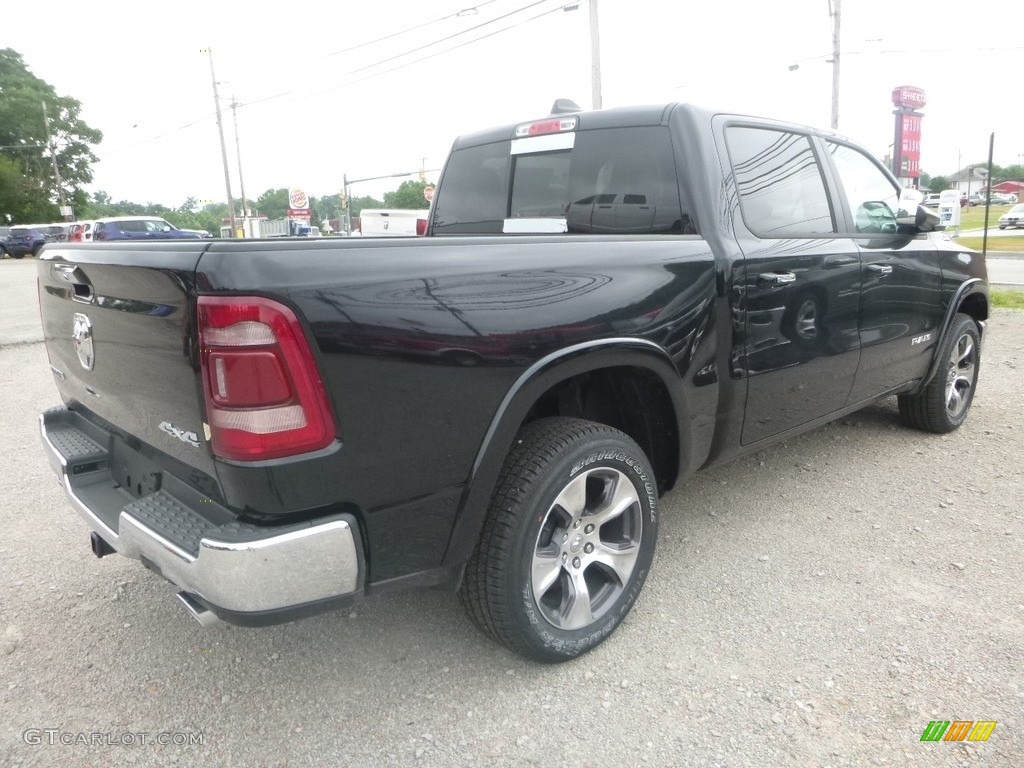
[72,313,94,370]
[159,422,201,448]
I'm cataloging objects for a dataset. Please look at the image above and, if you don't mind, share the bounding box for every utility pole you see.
[563,2,602,109]
[589,0,602,110]
[343,174,352,235]
[230,95,250,236]
[41,100,68,215]
[207,50,237,237]
[829,0,841,130]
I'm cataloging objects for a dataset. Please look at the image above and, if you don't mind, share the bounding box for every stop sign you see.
[423,186,435,202]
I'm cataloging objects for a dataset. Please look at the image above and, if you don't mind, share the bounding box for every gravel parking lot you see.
[1,258,1021,767]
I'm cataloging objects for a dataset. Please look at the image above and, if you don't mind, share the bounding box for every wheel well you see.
[520,366,680,493]
[959,291,988,324]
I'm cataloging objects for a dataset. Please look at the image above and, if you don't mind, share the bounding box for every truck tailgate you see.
[37,243,216,479]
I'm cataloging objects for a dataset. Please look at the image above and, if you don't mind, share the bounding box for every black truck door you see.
[722,124,863,444]
[821,140,944,402]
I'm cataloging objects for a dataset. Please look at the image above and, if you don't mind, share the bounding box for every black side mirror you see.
[895,188,940,233]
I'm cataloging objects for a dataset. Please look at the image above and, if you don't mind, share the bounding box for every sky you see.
[3,0,1021,210]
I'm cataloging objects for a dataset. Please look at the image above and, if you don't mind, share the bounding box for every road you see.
[1,257,1022,767]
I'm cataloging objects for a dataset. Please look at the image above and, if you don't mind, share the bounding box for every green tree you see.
[928,175,950,192]
[0,49,102,220]
[0,155,51,223]
[351,195,384,216]
[383,179,433,209]
[255,188,289,219]
[312,194,340,224]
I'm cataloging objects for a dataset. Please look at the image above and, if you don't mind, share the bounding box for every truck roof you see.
[451,103,701,150]
[450,102,845,150]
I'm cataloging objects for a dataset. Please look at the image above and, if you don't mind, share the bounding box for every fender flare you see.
[441,337,688,569]
[915,278,987,393]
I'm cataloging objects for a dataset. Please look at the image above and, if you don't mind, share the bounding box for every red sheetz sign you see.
[892,85,925,179]
[892,86,927,110]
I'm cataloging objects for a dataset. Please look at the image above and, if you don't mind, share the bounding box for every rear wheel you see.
[898,313,981,433]
[460,417,658,663]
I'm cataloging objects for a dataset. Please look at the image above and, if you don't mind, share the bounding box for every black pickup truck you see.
[38,103,987,662]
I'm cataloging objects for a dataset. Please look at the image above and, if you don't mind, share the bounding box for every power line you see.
[81,0,578,167]
[94,113,218,158]
[239,0,557,111]
[246,0,568,111]
[319,0,503,59]
[216,0,504,102]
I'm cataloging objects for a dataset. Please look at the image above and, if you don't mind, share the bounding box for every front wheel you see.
[898,313,981,433]
[460,418,658,663]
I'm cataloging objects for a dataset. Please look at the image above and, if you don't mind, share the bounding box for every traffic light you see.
[339,189,348,210]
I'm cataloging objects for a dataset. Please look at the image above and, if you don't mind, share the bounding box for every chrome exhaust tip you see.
[176,591,221,627]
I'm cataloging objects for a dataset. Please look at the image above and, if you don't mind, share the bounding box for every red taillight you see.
[197,296,336,461]
[416,218,427,236]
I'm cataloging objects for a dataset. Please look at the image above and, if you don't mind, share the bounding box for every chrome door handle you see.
[758,272,797,285]
[866,264,893,275]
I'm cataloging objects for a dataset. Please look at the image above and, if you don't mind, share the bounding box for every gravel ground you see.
[1,256,1021,767]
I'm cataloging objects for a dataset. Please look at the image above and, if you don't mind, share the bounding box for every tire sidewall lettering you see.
[519,445,657,656]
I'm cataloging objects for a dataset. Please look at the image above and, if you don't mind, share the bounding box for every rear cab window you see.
[433,123,695,236]
[725,125,836,237]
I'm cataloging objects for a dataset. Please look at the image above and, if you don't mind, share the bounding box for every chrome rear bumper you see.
[40,406,363,621]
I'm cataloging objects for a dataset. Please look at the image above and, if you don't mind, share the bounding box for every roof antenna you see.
[550,98,582,116]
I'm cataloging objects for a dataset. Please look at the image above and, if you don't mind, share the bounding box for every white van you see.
[358,209,429,237]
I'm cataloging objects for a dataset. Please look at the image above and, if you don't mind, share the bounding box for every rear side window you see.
[433,126,691,235]
[726,126,835,237]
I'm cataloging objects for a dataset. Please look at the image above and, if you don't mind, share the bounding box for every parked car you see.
[967,193,983,207]
[987,192,1016,205]
[923,193,941,207]
[68,221,95,243]
[92,217,204,241]
[5,227,47,258]
[998,203,1024,229]
[0,226,9,258]
[34,223,70,242]
[179,229,213,238]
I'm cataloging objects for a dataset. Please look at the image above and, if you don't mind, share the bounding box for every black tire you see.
[898,313,981,433]
[12,253,25,259]
[460,417,658,663]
